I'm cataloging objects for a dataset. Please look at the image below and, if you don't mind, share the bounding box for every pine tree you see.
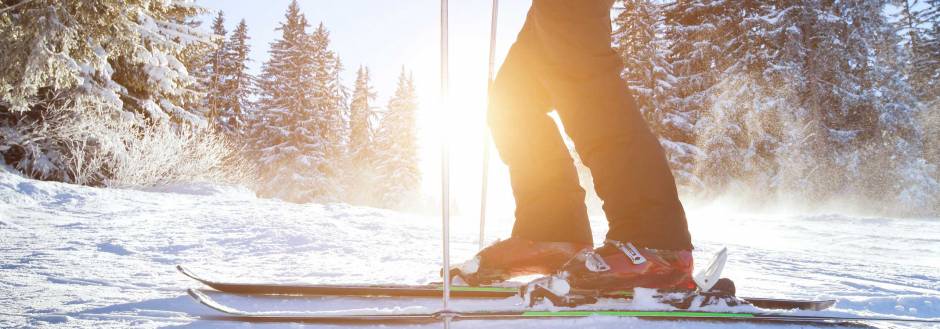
[709,0,793,191]
[663,0,738,122]
[342,66,379,205]
[860,0,938,208]
[0,0,206,121]
[912,0,940,101]
[307,23,349,177]
[219,19,253,139]
[126,2,208,124]
[373,69,420,208]
[664,0,744,190]
[918,1,940,211]
[0,0,207,180]
[894,0,927,85]
[614,0,701,191]
[205,11,229,128]
[177,13,211,117]
[751,0,846,196]
[779,0,931,204]
[664,0,771,190]
[756,0,922,201]
[895,0,925,48]
[348,66,377,167]
[253,0,323,202]
[252,1,347,203]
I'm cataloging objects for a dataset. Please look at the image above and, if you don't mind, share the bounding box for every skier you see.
[452,0,695,292]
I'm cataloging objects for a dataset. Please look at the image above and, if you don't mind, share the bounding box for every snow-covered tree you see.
[903,0,940,99]
[372,69,420,208]
[176,12,211,113]
[348,66,378,166]
[340,66,380,206]
[723,0,811,192]
[615,0,672,113]
[919,2,940,210]
[251,1,347,203]
[861,0,938,209]
[614,0,701,191]
[204,11,229,127]
[665,0,780,190]
[253,0,320,202]
[307,23,349,173]
[664,0,738,123]
[219,19,253,139]
[912,0,940,190]
[654,0,936,210]
[774,0,934,207]
[0,0,208,181]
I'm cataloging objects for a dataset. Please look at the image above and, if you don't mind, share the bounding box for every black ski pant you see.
[488,0,692,250]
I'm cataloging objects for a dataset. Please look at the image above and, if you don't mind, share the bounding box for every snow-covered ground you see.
[1,167,939,329]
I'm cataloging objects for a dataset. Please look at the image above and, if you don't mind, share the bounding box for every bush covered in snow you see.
[1,99,253,188]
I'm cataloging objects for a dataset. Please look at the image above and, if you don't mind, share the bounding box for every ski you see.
[178,265,835,311]
[178,264,517,297]
[187,289,937,325]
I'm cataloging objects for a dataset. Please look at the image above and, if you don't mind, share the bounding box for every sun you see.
[405,37,508,216]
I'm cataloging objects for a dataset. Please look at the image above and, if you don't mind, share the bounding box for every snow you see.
[1,167,939,328]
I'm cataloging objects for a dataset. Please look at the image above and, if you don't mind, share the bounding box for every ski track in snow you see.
[1,169,939,329]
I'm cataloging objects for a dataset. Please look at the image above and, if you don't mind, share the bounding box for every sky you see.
[197,0,534,215]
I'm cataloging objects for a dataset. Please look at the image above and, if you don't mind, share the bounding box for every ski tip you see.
[817,299,837,311]
[187,287,206,300]
[187,288,215,309]
[176,265,203,282]
[187,288,248,316]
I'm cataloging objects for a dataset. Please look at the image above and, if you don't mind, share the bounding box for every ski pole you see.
[439,0,452,318]
[479,0,499,251]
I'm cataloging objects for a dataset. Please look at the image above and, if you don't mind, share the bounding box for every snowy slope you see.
[1,168,939,329]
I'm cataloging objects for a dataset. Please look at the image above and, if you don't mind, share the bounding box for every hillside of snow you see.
[1,167,938,329]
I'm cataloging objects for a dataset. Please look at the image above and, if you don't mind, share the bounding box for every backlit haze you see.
[199,0,534,217]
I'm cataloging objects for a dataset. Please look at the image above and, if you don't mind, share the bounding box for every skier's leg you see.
[446,9,594,286]
[529,0,692,250]
[488,9,592,245]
